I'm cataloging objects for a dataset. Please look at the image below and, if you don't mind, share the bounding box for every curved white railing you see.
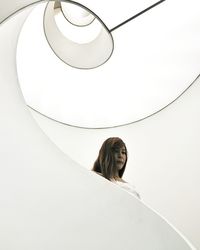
[0,1,197,249]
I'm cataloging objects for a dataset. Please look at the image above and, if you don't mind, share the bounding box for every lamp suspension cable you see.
[110,0,166,32]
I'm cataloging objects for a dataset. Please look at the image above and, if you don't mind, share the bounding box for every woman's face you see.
[113,146,127,170]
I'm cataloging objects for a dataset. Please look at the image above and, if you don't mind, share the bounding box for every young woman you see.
[92,137,140,198]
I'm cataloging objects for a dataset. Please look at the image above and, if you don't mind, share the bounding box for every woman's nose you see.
[118,152,123,158]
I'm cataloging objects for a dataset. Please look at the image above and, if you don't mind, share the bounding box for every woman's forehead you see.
[113,144,126,150]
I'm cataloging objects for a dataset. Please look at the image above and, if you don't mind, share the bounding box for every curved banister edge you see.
[0,1,197,249]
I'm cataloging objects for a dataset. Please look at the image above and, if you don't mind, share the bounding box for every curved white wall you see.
[30,74,200,249]
[0,0,197,249]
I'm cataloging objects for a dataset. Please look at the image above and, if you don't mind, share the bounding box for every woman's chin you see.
[117,164,124,170]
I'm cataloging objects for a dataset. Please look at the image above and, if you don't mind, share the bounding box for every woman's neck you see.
[111,176,123,182]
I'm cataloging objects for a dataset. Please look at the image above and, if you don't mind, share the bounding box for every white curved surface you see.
[29,75,200,249]
[43,1,113,69]
[60,1,95,27]
[16,0,200,128]
[0,0,197,249]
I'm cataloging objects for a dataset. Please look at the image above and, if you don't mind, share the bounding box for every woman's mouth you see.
[117,160,124,164]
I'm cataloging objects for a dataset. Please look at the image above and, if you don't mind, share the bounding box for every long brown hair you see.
[92,137,127,180]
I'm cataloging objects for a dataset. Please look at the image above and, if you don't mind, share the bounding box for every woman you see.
[92,137,140,198]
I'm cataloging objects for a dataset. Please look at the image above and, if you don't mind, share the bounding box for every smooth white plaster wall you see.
[0,1,197,249]
[30,75,200,249]
[0,1,196,249]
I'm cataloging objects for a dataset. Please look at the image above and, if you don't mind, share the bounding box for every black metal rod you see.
[110,0,166,32]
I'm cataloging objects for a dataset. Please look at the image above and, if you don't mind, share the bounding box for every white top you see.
[114,181,140,199]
